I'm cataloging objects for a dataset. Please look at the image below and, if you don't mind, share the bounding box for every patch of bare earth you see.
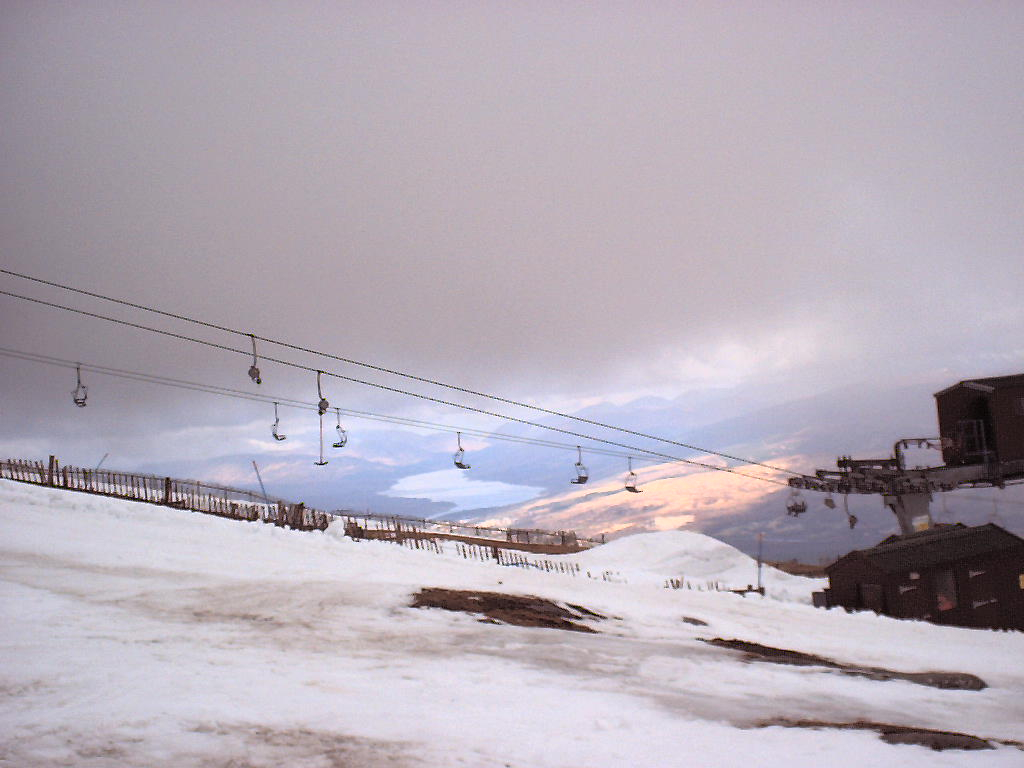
[410,588,605,633]
[759,719,1024,752]
[705,638,987,690]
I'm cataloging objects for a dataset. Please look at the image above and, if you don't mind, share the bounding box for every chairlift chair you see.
[248,334,261,385]
[332,408,348,448]
[570,446,589,485]
[453,432,471,470]
[71,364,88,407]
[786,488,807,516]
[314,412,329,466]
[316,370,329,415]
[624,457,642,493]
[271,402,287,441]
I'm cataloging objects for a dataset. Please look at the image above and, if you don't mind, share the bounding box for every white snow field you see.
[1,479,1022,767]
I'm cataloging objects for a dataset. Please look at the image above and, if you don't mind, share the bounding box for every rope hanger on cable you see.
[71,364,87,407]
[842,493,857,529]
[271,402,287,441]
[453,431,471,470]
[316,370,329,415]
[248,334,261,385]
[332,407,348,448]
[314,412,329,466]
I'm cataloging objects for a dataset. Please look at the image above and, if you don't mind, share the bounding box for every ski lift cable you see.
[0,300,794,486]
[1,346,630,457]
[0,341,788,484]
[0,270,801,476]
[0,346,732,474]
[0,347,785,478]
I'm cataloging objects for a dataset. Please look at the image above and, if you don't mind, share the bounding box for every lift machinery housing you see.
[788,374,1024,535]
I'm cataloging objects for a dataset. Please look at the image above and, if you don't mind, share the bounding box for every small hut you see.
[820,523,1024,630]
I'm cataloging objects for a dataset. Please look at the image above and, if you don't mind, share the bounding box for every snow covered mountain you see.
[474,380,1024,561]
[2,479,1022,767]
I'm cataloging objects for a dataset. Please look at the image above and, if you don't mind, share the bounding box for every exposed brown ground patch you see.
[411,588,605,633]
[760,719,1024,752]
[706,638,987,690]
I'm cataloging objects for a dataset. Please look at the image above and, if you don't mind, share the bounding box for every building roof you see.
[826,523,1024,574]
[934,373,1024,397]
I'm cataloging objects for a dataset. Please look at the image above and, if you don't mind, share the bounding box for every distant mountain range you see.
[141,376,1024,562]
[488,379,1024,561]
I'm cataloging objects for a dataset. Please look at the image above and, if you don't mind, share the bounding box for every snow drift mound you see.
[569,530,824,602]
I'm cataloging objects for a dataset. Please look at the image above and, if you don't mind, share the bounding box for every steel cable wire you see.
[0,290,791,484]
[0,346,787,480]
[1,268,800,475]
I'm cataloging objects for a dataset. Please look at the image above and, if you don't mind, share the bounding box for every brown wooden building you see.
[819,524,1024,630]
[935,374,1024,467]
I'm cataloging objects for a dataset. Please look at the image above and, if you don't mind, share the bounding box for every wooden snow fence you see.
[0,456,329,532]
[338,512,602,555]
[0,456,601,553]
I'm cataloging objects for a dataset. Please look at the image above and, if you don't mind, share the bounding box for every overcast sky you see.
[2,2,1022,478]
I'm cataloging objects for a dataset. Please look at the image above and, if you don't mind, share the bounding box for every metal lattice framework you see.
[788,438,1024,535]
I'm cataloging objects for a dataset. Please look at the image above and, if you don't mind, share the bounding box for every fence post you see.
[47,455,57,486]
[163,477,172,505]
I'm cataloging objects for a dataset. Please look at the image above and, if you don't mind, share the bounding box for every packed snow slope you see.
[567,529,821,599]
[1,480,1022,768]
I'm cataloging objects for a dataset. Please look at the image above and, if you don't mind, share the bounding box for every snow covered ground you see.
[1,479,1022,767]
[567,529,824,602]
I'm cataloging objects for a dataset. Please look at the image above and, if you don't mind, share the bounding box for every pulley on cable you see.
[332,407,348,448]
[314,412,329,466]
[570,446,588,485]
[71,364,88,407]
[786,488,807,516]
[453,432,471,470]
[248,334,261,385]
[271,402,287,441]
[624,457,642,493]
[316,370,329,415]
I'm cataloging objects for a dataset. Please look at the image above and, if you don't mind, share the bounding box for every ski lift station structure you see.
[788,373,1024,535]
[935,373,1024,469]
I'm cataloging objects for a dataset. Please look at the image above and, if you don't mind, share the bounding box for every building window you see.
[1019,573,1024,590]
[935,570,957,611]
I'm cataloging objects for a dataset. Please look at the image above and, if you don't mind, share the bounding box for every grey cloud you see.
[2,2,1022,467]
